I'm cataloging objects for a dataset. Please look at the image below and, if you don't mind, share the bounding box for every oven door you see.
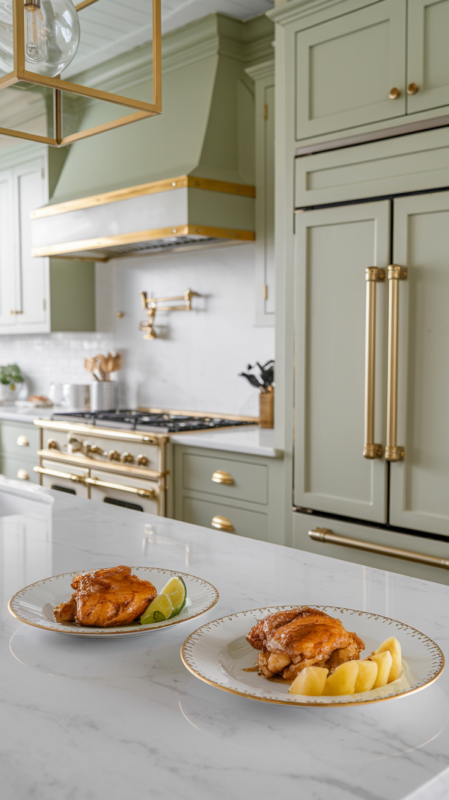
[37,459,89,497]
[87,469,159,514]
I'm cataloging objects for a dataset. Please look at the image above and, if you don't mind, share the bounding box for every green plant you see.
[0,364,24,386]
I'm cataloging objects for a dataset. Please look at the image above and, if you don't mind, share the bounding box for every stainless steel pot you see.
[90,382,118,412]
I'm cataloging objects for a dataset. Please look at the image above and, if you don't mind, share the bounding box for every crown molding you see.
[268,0,360,25]
[245,59,274,81]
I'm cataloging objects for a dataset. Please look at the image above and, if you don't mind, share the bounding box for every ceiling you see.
[67,0,275,77]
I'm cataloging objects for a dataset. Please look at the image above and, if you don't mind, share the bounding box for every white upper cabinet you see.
[295,1,406,139]
[407,0,449,115]
[14,161,49,329]
[0,157,50,334]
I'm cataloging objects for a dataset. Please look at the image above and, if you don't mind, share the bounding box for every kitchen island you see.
[1,480,448,800]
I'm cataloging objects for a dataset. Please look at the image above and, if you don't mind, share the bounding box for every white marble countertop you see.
[170,426,281,457]
[0,405,55,423]
[1,480,448,800]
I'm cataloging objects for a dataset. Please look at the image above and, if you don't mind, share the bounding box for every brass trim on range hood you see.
[31,176,256,220]
[32,224,255,260]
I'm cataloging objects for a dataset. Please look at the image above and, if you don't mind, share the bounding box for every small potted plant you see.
[239,360,274,428]
[0,364,25,403]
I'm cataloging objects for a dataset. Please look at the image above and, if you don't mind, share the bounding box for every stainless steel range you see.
[34,410,256,515]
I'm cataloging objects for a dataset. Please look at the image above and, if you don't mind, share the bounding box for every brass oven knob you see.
[67,435,82,453]
[137,454,149,467]
[389,87,400,100]
[108,450,121,461]
[121,452,134,464]
[17,469,29,481]
[17,435,29,447]
[47,439,58,450]
[84,442,103,456]
[407,83,419,95]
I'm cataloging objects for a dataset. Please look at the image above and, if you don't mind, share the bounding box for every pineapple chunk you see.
[369,651,393,688]
[289,666,328,696]
[375,636,402,683]
[354,659,378,693]
[322,660,359,696]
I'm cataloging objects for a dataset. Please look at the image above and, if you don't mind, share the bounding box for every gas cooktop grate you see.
[51,409,256,433]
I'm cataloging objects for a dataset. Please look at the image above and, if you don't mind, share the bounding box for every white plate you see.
[9,567,219,638]
[181,606,445,706]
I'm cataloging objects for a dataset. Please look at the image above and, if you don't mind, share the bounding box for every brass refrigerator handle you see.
[309,528,449,569]
[386,265,407,461]
[85,476,157,500]
[363,268,385,459]
[34,466,84,483]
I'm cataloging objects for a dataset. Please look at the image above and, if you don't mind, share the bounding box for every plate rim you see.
[8,566,219,637]
[180,605,445,707]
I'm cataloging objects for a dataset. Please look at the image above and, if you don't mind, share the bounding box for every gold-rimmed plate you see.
[9,567,219,638]
[181,606,445,706]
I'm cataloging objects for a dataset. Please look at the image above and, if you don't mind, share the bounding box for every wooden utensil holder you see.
[259,386,274,429]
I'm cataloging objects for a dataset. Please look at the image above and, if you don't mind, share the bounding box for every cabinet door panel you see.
[391,192,449,535]
[0,171,15,327]
[295,0,406,139]
[294,201,389,522]
[407,0,449,114]
[14,162,48,326]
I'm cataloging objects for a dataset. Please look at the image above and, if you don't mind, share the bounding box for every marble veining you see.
[1,487,449,800]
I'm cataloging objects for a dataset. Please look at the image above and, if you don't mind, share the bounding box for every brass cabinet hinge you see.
[263,284,268,300]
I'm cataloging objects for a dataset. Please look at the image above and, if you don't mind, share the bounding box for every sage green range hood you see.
[29,13,268,261]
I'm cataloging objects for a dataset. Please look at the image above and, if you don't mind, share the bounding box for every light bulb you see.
[24,1,47,64]
[0,0,80,78]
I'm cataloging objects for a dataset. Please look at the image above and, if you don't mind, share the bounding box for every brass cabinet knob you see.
[121,452,134,464]
[17,469,29,481]
[211,515,234,532]
[137,454,149,467]
[211,470,234,485]
[389,87,400,100]
[17,435,29,447]
[47,439,58,450]
[407,83,419,95]
[108,450,121,461]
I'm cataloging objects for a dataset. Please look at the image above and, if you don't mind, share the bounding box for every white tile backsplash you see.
[1,243,275,416]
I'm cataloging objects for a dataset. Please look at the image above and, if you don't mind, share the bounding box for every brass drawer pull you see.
[386,265,407,461]
[211,470,234,485]
[34,466,85,483]
[308,528,449,569]
[389,87,400,100]
[407,83,419,95]
[211,515,234,532]
[363,267,385,459]
[17,435,30,447]
[85,476,157,500]
[17,469,29,481]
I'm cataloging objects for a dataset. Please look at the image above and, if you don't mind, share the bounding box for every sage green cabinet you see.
[247,60,275,326]
[294,201,389,523]
[293,512,449,585]
[294,0,406,139]
[0,420,39,484]
[390,191,449,536]
[407,0,449,115]
[173,444,284,545]
[0,153,95,335]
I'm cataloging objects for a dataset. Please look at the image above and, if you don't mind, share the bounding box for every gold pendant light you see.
[0,0,162,146]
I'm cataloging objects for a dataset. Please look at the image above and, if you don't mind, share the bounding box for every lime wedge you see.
[140,592,173,625]
[160,576,187,619]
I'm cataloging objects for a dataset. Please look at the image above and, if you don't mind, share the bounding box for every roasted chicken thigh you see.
[247,607,365,682]
[54,565,157,627]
